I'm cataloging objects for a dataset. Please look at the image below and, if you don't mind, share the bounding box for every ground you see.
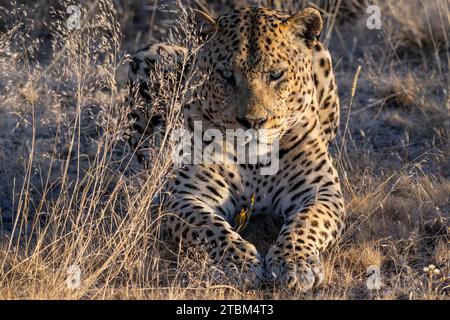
[0,0,448,299]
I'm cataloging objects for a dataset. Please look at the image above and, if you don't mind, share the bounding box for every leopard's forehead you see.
[211,7,297,68]
[218,7,289,28]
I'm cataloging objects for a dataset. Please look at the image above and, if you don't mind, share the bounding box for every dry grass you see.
[0,0,449,300]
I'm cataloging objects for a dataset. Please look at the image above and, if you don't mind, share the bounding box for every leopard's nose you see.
[237,116,268,130]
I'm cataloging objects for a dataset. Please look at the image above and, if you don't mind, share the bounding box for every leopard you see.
[126,6,345,292]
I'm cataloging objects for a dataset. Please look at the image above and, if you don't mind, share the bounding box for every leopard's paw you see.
[265,250,324,292]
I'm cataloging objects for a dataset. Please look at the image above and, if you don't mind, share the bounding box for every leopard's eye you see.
[269,70,284,81]
[219,69,233,80]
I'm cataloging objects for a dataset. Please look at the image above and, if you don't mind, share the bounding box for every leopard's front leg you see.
[164,166,264,287]
[265,158,345,291]
[265,202,344,291]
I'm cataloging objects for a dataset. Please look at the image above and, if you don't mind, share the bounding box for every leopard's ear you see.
[288,8,323,47]
[193,9,217,38]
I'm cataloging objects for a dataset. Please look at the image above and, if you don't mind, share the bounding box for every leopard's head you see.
[191,6,323,145]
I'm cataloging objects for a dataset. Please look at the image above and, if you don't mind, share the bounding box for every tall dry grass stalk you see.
[0,0,203,299]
